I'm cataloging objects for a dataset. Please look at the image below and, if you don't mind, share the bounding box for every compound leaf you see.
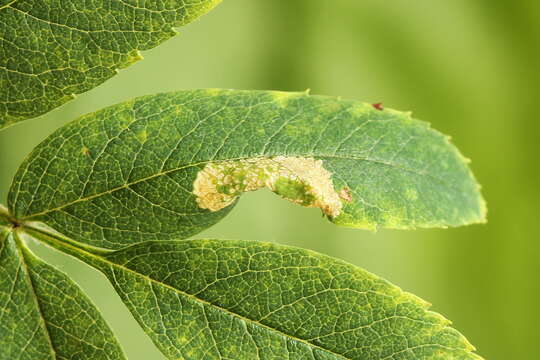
[0,227,126,360]
[27,231,483,359]
[9,90,486,249]
[0,0,221,130]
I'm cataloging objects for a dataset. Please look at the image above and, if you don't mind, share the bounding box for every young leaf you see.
[0,0,221,130]
[9,90,486,249]
[0,228,126,360]
[27,230,483,359]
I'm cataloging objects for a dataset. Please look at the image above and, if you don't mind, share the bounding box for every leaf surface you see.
[27,231,483,360]
[0,0,221,129]
[0,228,125,360]
[9,90,486,249]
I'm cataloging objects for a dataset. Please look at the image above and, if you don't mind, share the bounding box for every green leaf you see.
[26,229,483,359]
[9,90,486,249]
[0,228,126,360]
[0,0,221,130]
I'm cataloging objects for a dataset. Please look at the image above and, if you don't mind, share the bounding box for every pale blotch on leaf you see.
[136,129,148,144]
[269,91,307,107]
[405,188,418,201]
[193,156,350,217]
[339,187,353,203]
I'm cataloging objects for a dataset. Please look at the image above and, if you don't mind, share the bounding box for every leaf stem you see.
[20,223,111,268]
[0,203,8,217]
[0,203,19,227]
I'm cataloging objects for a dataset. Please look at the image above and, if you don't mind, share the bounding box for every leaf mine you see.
[9,90,486,248]
[193,156,349,217]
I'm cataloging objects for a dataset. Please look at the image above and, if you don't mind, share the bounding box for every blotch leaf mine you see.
[0,0,221,130]
[25,231,484,360]
[193,156,345,217]
[9,90,486,249]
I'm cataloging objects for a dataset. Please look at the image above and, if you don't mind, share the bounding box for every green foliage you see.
[0,229,125,360]
[0,0,221,130]
[23,227,481,360]
[0,2,488,359]
[9,90,484,249]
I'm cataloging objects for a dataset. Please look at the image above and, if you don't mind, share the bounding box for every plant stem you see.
[0,203,17,226]
[0,203,8,217]
[20,224,111,269]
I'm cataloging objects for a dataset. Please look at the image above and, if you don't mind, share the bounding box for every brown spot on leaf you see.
[372,103,384,111]
[339,187,353,203]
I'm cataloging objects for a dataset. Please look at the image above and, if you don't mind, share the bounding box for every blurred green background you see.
[1,1,538,358]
